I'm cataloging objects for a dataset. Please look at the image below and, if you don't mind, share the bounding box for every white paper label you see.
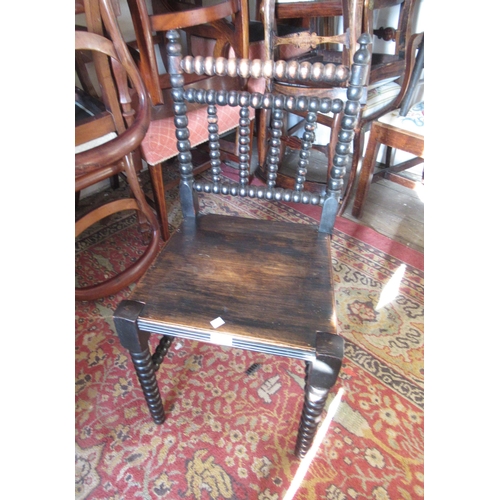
[210,317,225,329]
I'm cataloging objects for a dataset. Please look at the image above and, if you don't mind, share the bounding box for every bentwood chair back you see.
[125,0,253,241]
[113,18,372,458]
[75,0,160,301]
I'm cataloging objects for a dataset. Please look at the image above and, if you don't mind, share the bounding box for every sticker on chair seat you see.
[210,317,225,329]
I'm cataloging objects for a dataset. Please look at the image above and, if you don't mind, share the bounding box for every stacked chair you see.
[75,0,160,301]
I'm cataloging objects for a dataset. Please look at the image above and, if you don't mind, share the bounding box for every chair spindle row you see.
[181,55,351,85]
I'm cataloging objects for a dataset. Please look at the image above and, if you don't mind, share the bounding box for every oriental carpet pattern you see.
[76,169,424,500]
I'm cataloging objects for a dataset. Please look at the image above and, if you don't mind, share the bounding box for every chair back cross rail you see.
[166,29,371,234]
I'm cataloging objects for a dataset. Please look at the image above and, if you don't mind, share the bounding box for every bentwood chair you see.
[352,32,423,218]
[113,24,372,457]
[125,0,254,241]
[75,0,160,301]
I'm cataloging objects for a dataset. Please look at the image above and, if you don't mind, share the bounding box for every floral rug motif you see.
[76,171,424,500]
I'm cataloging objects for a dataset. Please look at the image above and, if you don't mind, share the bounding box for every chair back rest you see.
[392,31,423,113]
[166,28,372,234]
[75,0,150,176]
[126,0,250,105]
[365,0,417,84]
[367,0,415,55]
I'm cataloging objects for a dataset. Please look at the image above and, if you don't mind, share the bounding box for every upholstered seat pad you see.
[130,214,336,359]
[141,77,256,166]
[379,101,424,135]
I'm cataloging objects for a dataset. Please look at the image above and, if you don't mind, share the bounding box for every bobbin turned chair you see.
[113,28,372,458]
[75,0,160,301]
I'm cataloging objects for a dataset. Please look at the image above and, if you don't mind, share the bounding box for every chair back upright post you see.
[399,34,423,116]
[364,0,416,86]
[166,27,372,234]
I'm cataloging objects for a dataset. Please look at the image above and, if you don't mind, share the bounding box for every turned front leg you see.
[295,332,344,458]
[113,300,166,424]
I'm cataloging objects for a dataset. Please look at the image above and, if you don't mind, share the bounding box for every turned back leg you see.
[295,332,344,458]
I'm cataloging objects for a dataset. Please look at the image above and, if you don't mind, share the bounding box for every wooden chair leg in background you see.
[148,163,170,241]
[352,120,424,218]
[351,125,381,218]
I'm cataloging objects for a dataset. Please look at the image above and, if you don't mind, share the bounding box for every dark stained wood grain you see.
[131,214,336,354]
[112,8,372,458]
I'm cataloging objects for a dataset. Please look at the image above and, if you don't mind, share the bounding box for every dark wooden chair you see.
[75,0,160,301]
[113,25,372,458]
[125,0,254,241]
[352,32,423,218]
[256,0,418,215]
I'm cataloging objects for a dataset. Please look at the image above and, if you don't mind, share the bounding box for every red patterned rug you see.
[76,167,424,500]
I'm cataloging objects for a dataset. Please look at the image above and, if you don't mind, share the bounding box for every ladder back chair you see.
[113,26,372,458]
[75,0,160,301]
[125,0,254,241]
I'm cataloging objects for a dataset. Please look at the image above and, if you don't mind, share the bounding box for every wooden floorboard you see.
[342,172,424,254]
